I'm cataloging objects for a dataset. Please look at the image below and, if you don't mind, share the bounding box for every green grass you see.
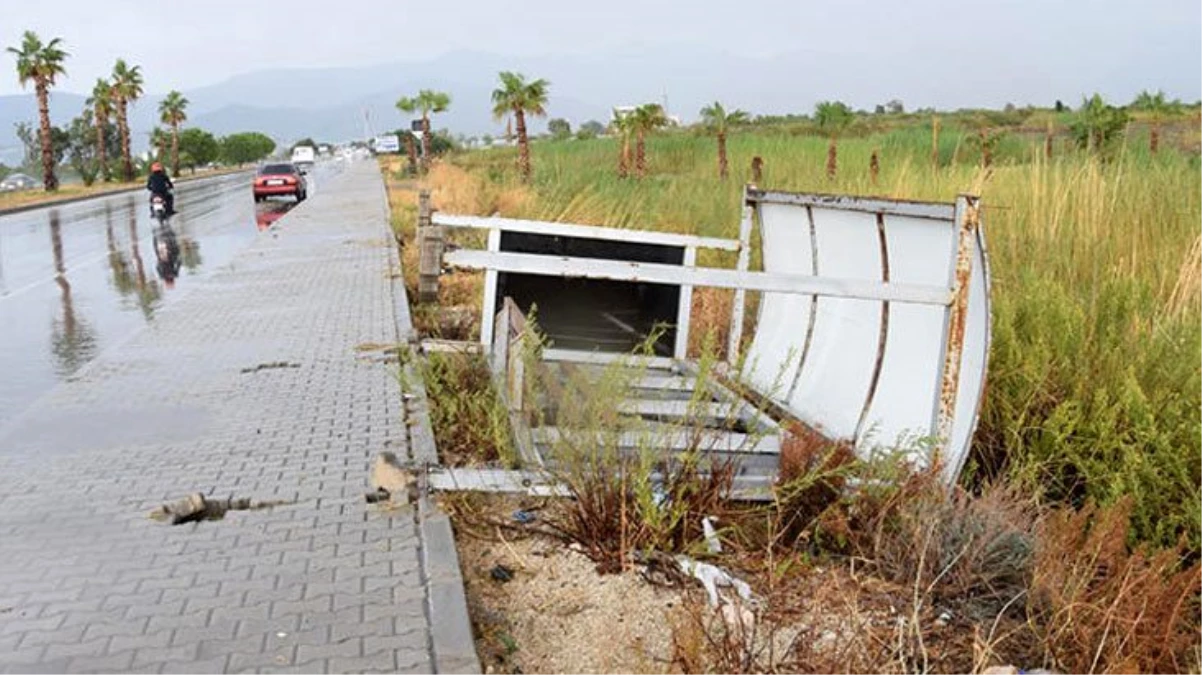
[447,126,1201,552]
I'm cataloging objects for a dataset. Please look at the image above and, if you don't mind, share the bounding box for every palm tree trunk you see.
[170,122,180,177]
[826,135,837,180]
[405,134,418,175]
[421,115,431,171]
[618,136,629,178]
[1045,121,1054,160]
[869,149,880,186]
[118,98,133,181]
[717,132,728,179]
[515,109,531,183]
[36,81,58,191]
[636,131,646,178]
[95,114,108,181]
[1150,122,1160,154]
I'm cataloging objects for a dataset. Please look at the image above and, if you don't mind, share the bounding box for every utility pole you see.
[363,108,375,144]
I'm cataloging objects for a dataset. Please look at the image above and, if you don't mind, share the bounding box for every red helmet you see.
[151,162,163,172]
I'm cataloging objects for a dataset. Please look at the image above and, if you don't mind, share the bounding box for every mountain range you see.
[2,42,1197,166]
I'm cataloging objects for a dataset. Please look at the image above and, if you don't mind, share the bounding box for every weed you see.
[418,351,515,467]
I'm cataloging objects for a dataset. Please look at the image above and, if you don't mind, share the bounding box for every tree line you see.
[7,30,278,191]
[389,66,1189,186]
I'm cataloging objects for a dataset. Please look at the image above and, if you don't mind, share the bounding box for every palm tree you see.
[815,101,853,179]
[699,101,749,180]
[491,72,550,183]
[1132,90,1175,155]
[7,31,68,191]
[158,91,188,176]
[86,79,113,181]
[611,113,635,178]
[150,127,169,163]
[396,89,451,170]
[110,59,144,181]
[629,103,668,179]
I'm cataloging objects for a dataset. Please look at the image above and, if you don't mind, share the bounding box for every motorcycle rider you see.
[146,162,176,216]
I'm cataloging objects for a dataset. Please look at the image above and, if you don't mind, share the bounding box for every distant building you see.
[611,106,681,127]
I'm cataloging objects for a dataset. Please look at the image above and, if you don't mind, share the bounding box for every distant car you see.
[253,163,307,203]
[290,145,316,170]
[0,172,37,191]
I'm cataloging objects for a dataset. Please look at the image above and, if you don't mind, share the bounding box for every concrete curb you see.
[0,169,252,217]
[377,170,481,674]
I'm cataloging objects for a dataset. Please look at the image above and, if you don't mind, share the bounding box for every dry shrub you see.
[770,423,856,551]
[1027,497,1202,674]
[669,568,919,673]
[548,452,738,573]
[669,596,786,674]
[847,469,1037,621]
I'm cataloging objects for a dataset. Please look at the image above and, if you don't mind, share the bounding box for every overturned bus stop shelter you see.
[418,186,991,495]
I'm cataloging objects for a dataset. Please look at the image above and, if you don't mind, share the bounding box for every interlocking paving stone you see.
[0,161,452,673]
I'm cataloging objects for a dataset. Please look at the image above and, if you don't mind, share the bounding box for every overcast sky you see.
[1,0,1199,102]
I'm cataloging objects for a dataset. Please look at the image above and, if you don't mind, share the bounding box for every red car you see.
[253,162,308,202]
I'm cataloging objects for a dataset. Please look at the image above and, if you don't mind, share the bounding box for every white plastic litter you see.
[675,555,752,607]
[702,516,722,554]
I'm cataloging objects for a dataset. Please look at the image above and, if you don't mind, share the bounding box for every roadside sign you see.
[374,134,401,154]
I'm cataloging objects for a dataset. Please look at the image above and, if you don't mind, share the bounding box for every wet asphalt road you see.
[0,163,340,428]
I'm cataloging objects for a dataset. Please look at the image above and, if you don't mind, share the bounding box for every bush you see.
[1027,498,1201,674]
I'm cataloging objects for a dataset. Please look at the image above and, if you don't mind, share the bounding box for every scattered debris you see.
[675,555,753,608]
[365,451,419,507]
[635,550,688,588]
[239,361,300,374]
[702,516,722,554]
[148,493,291,525]
[354,341,403,353]
[490,564,515,583]
[512,509,536,524]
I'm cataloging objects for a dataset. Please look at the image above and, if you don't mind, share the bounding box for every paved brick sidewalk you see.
[0,161,477,673]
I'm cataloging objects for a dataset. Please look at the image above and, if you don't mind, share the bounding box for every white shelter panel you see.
[784,209,883,441]
[856,214,954,453]
[945,229,991,481]
[744,202,813,400]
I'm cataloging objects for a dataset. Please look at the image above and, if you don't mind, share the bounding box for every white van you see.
[290,145,316,170]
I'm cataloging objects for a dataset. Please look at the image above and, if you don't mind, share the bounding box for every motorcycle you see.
[149,193,171,224]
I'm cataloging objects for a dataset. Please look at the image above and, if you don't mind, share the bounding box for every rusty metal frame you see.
[930,195,978,460]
